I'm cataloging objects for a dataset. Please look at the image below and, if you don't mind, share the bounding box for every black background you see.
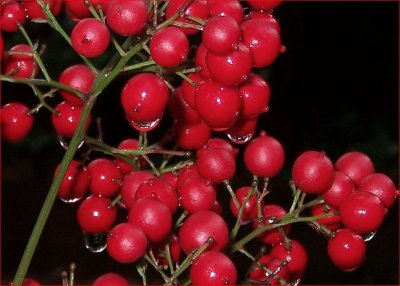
[1,1,399,285]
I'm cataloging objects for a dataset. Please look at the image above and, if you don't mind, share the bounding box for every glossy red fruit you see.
[51,101,92,138]
[196,137,237,160]
[195,79,241,131]
[327,228,366,271]
[311,203,342,232]
[71,18,110,58]
[92,273,129,286]
[55,160,90,203]
[246,11,281,34]
[87,158,123,197]
[239,73,271,119]
[335,151,375,186]
[106,0,147,36]
[248,254,290,285]
[128,197,172,242]
[121,170,155,208]
[339,191,386,234]
[244,131,285,178]
[229,186,259,220]
[208,0,244,24]
[190,251,237,285]
[65,0,110,20]
[169,88,201,124]
[179,176,217,213]
[107,222,148,263]
[1,1,26,32]
[196,148,236,184]
[1,102,34,143]
[253,204,291,245]
[165,0,210,35]
[179,210,229,254]
[113,138,140,174]
[241,19,282,67]
[3,44,39,78]
[21,279,41,286]
[202,15,241,56]
[150,26,189,68]
[151,233,182,266]
[181,72,206,109]
[173,120,212,150]
[358,173,397,209]
[58,64,95,106]
[226,116,258,145]
[194,43,212,79]
[270,240,308,280]
[176,164,201,190]
[135,177,179,213]
[159,172,178,191]
[247,0,283,11]
[206,43,253,86]
[77,194,117,233]
[121,73,169,131]
[22,0,62,20]
[321,171,355,209]
[292,150,335,194]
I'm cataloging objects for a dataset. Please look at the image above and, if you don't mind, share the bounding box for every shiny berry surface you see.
[1,102,34,143]
[87,158,123,197]
[92,273,129,286]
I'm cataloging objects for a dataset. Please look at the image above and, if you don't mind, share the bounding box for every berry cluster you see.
[1,0,398,285]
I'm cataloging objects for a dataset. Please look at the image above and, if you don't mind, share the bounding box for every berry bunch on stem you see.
[1,0,398,285]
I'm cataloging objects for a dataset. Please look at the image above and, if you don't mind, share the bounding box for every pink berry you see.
[71,18,110,58]
[107,222,148,263]
[292,150,335,194]
[1,102,34,143]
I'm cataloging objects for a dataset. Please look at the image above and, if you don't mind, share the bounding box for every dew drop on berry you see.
[226,131,254,144]
[83,232,107,253]
[363,231,377,242]
[127,117,161,132]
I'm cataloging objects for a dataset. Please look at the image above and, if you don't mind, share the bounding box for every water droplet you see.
[59,196,83,204]
[363,231,377,241]
[128,118,160,132]
[226,131,254,144]
[58,135,84,150]
[83,232,107,253]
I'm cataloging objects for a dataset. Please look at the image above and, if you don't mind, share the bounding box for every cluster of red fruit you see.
[1,0,398,285]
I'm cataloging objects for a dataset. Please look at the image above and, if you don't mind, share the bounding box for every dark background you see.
[1,1,399,285]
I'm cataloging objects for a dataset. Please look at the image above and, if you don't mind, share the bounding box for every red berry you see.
[208,0,244,24]
[55,160,89,203]
[173,120,212,150]
[150,26,190,68]
[270,240,308,280]
[179,176,217,213]
[244,131,285,178]
[1,102,34,143]
[321,171,355,209]
[128,197,172,242]
[206,42,253,86]
[3,44,39,78]
[1,1,26,33]
[106,0,147,36]
[253,204,291,245]
[121,170,155,208]
[151,233,182,266]
[194,43,212,79]
[239,73,271,119]
[202,15,241,56]
[22,0,62,20]
[190,251,237,285]
[71,18,110,58]
[335,151,375,186]
[311,203,342,232]
[241,18,282,67]
[87,158,123,197]
[107,222,148,263]
[58,64,95,106]
[247,0,283,11]
[225,116,258,144]
[248,254,290,285]
[121,73,169,131]
[21,279,41,286]
[196,137,237,160]
[179,210,229,254]
[77,194,117,233]
[246,11,281,34]
[358,173,397,209]
[229,186,259,220]
[92,273,128,286]
[292,150,335,194]
[176,164,201,190]
[327,228,366,271]
[181,72,206,109]
[195,79,241,131]
[339,191,386,234]
[113,138,141,175]
[165,0,210,35]
[51,101,92,138]
[196,148,236,184]
[135,177,179,213]
[65,0,110,20]
[169,87,201,124]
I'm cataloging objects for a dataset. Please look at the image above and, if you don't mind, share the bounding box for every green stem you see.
[12,96,96,286]
[123,60,157,72]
